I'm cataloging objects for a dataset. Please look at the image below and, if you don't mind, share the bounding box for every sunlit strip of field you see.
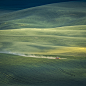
[0,25,86,57]
[33,47,86,56]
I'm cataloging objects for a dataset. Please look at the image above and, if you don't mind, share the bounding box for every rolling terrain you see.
[0,1,86,86]
[0,25,86,56]
[0,53,86,86]
[0,1,86,29]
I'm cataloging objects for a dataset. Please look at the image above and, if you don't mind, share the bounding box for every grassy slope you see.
[0,1,86,29]
[0,1,86,86]
[0,25,86,56]
[0,53,86,86]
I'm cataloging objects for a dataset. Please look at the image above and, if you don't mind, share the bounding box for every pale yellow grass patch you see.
[34,47,86,55]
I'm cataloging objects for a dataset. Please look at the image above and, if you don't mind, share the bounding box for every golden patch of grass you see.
[33,47,86,56]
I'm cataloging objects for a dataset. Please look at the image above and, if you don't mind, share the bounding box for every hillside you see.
[0,25,86,56]
[0,1,86,29]
[0,53,86,86]
[0,1,86,86]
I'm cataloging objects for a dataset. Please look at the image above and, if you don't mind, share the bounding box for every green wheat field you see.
[0,1,86,86]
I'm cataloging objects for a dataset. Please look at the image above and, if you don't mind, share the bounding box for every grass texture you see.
[0,1,86,86]
[0,53,86,86]
[0,25,86,56]
[0,2,86,29]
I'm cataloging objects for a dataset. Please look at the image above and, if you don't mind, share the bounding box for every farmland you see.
[0,1,86,86]
[0,53,86,86]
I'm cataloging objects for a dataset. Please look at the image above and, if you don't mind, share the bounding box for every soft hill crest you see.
[0,1,86,29]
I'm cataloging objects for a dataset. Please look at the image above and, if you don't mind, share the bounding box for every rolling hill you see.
[0,1,86,56]
[0,1,86,86]
[0,53,86,86]
[0,25,86,56]
[0,1,86,29]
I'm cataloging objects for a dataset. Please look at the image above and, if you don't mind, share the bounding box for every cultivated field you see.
[0,1,86,86]
[0,25,86,56]
[0,53,86,86]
